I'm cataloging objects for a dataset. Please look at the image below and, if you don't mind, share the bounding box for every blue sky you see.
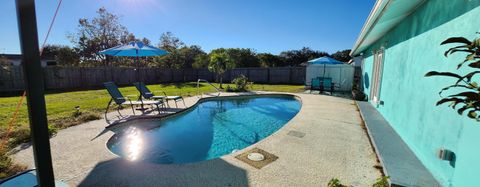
[0,0,374,55]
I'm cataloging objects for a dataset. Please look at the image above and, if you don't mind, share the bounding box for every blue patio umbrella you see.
[100,41,168,110]
[100,41,168,57]
[99,41,168,81]
[308,56,344,65]
[308,56,344,78]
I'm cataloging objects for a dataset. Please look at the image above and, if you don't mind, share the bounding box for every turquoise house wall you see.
[360,0,480,186]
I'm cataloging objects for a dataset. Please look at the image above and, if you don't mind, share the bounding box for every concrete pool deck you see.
[12,92,381,186]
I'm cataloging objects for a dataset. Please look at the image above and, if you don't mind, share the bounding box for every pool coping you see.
[12,92,382,186]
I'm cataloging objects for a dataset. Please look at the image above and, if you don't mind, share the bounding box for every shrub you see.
[52,111,101,129]
[328,176,390,187]
[328,178,351,187]
[352,89,366,101]
[225,85,235,92]
[372,176,390,187]
[1,126,31,147]
[231,74,250,92]
[0,146,27,179]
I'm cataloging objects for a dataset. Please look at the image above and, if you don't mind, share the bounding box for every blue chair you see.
[310,77,336,94]
[133,82,185,108]
[321,78,335,93]
[310,77,322,93]
[104,82,163,120]
[133,82,165,100]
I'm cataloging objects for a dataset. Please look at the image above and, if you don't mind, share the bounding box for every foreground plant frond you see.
[425,34,480,121]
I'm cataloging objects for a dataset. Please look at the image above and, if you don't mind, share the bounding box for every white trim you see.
[370,48,385,106]
[351,0,391,56]
[350,0,427,56]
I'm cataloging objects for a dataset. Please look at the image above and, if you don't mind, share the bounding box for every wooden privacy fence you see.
[0,66,306,92]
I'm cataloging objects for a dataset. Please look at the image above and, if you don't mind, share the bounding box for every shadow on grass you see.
[77,158,249,186]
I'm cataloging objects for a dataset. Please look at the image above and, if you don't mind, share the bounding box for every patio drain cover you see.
[235,148,278,169]
[287,130,306,138]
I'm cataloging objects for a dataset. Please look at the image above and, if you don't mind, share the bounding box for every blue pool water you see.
[107,95,301,164]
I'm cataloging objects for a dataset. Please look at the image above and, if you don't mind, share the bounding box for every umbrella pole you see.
[322,64,327,93]
[136,55,139,82]
[323,64,326,78]
[136,53,145,110]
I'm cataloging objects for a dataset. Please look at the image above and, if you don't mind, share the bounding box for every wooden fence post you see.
[289,68,293,84]
[182,69,185,82]
[267,68,270,83]
[196,69,199,81]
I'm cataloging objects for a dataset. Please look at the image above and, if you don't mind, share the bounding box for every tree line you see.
[40,7,352,69]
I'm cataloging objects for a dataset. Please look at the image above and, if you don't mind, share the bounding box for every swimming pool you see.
[106,95,301,164]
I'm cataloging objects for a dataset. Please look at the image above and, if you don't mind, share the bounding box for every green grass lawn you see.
[0,82,304,147]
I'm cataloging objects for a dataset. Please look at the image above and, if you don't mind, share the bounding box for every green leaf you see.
[474,38,480,47]
[467,111,477,119]
[456,71,480,84]
[436,98,464,106]
[468,61,480,68]
[425,71,462,78]
[446,49,475,57]
[449,92,480,100]
[439,84,472,96]
[469,82,478,88]
[458,106,469,115]
[466,54,475,61]
[443,45,471,57]
[458,57,480,69]
[441,37,472,45]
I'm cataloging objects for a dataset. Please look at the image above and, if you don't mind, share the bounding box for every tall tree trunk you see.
[220,76,223,89]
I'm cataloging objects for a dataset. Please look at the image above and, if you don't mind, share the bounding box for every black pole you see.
[135,51,145,110]
[323,64,326,78]
[136,55,140,82]
[15,0,55,186]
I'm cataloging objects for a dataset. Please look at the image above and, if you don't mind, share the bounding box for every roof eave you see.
[350,0,392,56]
[351,0,428,56]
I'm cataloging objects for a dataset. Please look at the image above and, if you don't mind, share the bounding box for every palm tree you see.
[208,51,234,89]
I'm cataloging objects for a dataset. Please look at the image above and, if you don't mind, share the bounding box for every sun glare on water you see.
[123,127,144,161]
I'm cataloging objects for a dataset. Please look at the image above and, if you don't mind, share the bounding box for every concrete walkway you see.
[12,92,381,186]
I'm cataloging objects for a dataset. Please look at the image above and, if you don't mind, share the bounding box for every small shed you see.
[305,57,354,92]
